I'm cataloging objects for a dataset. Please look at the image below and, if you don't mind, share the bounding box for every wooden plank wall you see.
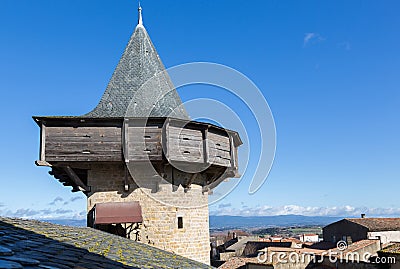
[45,127,122,162]
[43,122,234,169]
[126,126,163,161]
[208,131,231,167]
[167,126,204,164]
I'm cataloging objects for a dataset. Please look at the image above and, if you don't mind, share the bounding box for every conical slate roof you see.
[85,8,189,119]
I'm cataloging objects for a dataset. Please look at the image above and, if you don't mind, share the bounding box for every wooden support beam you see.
[203,169,231,193]
[162,118,170,160]
[122,118,129,163]
[203,128,209,164]
[184,173,197,192]
[229,135,237,169]
[63,166,90,192]
[40,122,46,161]
[35,160,51,167]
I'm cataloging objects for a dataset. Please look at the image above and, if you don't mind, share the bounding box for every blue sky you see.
[0,0,399,219]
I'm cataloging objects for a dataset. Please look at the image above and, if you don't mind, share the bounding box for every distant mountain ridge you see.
[44,215,343,229]
[209,214,343,229]
[44,219,86,227]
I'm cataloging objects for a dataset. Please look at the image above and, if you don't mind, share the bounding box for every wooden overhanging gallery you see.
[33,116,242,193]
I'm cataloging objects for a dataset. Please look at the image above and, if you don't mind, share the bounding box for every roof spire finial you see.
[138,2,143,26]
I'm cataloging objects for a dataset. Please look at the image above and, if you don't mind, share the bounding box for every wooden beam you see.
[40,122,46,161]
[184,173,197,191]
[35,160,51,167]
[229,135,237,169]
[203,171,229,193]
[162,118,170,160]
[63,166,90,192]
[122,118,129,163]
[203,128,209,164]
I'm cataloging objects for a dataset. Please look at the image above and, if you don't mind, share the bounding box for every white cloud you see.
[62,196,84,206]
[304,33,325,46]
[218,203,232,208]
[48,196,64,205]
[338,41,351,50]
[304,33,315,45]
[0,207,86,220]
[49,195,84,206]
[210,204,400,217]
[70,196,84,202]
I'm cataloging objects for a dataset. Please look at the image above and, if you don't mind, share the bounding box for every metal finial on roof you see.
[138,2,143,25]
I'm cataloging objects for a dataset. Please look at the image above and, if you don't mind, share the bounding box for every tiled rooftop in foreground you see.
[0,217,213,269]
[380,242,400,255]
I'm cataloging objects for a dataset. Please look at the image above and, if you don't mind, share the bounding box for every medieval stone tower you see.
[34,6,241,265]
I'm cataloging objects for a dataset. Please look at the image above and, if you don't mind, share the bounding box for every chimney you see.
[361,214,366,218]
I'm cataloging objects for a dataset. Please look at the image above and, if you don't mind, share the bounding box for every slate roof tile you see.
[84,24,189,120]
[0,217,212,269]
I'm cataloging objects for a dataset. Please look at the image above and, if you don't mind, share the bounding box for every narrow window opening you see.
[177,217,183,229]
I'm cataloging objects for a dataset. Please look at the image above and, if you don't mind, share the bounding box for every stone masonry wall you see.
[86,163,210,265]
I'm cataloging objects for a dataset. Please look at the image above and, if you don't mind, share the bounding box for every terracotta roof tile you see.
[379,242,400,254]
[218,257,261,269]
[346,218,400,231]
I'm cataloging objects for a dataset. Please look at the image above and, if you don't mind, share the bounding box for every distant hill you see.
[209,215,343,229]
[44,219,86,227]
